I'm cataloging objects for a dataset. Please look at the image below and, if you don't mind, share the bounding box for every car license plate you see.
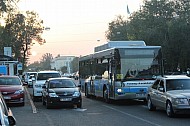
[136,93,145,97]
[60,98,72,101]
[3,96,11,99]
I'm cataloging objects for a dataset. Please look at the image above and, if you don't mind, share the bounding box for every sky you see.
[18,0,143,64]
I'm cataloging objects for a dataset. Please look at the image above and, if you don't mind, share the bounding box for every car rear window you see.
[37,73,61,80]
[0,78,21,85]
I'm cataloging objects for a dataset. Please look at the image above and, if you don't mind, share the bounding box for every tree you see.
[105,15,129,41]
[105,0,190,72]
[40,53,53,70]
[71,57,79,73]
[26,61,42,71]
[0,0,19,17]
[61,66,67,74]
[1,11,45,71]
[0,0,19,54]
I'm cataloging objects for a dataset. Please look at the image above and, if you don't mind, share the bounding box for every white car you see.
[23,72,37,84]
[28,74,36,87]
[33,71,61,101]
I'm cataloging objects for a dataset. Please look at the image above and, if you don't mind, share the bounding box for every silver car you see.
[0,92,16,126]
[146,75,190,117]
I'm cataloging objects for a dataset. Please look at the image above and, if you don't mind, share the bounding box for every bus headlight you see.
[117,89,122,92]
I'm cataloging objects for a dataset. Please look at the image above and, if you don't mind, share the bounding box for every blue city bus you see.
[79,41,163,103]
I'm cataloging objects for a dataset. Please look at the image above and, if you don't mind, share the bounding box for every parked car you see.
[42,77,82,109]
[0,92,16,126]
[33,71,61,101]
[0,75,25,106]
[146,75,190,117]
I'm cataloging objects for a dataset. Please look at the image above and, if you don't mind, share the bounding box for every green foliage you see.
[0,0,44,73]
[71,57,79,73]
[40,53,53,70]
[106,0,190,73]
[105,15,129,41]
[61,66,67,74]
[26,61,41,72]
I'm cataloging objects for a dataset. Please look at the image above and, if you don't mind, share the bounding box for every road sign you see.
[17,63,23,70]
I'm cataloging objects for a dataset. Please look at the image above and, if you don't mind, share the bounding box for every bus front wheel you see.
[85,85,90,98]
[103,89,110,103]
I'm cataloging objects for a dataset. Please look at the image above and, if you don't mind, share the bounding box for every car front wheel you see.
[147,96,156,111]
[77,102,82,108]
[166,101,175,117]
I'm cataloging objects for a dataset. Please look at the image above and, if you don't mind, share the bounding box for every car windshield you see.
[0,78,21,85]
[49,79,76,88]
[166,79,190,91]
[37,73,61,80]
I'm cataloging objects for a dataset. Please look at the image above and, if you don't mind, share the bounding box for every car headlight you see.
[14,90,24,94]
[73,91,80,97]
[49,93,59,97]
[174,98,189,105]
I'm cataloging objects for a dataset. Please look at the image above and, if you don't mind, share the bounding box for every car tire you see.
[166,101,175,117]
[42,96,45,105]
[46,102,51,109]
[20,102,25,106]
[147,96,156,111]
[33,96,37,102]
[77,100,82,108]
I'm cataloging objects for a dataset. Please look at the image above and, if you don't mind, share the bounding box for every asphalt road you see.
[10,80,190,126]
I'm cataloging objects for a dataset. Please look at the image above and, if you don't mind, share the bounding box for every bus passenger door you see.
[109,60,114,98]
[90,76,95,95]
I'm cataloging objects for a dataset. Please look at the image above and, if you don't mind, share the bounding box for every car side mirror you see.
[158,87,164,92]
[7,108,16,125]
[78,84,81,87]
[32,77,36,81]
[8,116,16,125]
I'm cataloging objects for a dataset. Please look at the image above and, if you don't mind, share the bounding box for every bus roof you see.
[79,41,161,61]
[94,41,147,52]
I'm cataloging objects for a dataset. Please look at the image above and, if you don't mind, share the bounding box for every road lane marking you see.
[103,105,161,126]
[24,86,37,113]
[73,108,87,112]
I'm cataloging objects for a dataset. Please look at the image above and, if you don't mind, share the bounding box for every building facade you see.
[50,56,75,74]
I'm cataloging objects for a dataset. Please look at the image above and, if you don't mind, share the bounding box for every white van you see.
[32,71,61,101]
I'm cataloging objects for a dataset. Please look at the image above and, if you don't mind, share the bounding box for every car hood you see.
[51,88,79,93]
[0,85,23,92]
[167,90,190,98]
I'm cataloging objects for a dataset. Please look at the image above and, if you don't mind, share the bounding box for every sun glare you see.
[31,51,37,56]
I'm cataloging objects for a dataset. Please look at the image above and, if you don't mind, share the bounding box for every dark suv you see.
[42,77,82,109]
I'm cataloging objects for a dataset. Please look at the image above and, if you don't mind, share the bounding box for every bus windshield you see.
[115,48,162,81]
